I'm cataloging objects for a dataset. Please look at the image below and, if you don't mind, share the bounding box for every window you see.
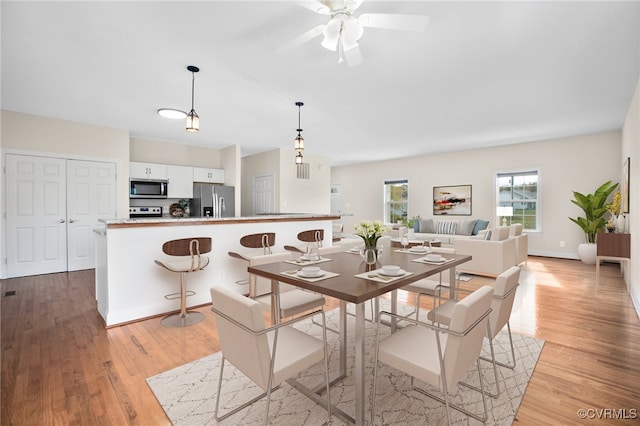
[384,179,408,225]
[496,170,540,231]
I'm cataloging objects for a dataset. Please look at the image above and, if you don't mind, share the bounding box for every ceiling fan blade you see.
[296,0,331,15]
[358,13,430,31]
[345,0,364,10]
[344,46,363,67]
[277,25,325,53]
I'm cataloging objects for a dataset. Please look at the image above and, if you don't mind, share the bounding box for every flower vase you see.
[615,214,626,233]
[363,246,377,265]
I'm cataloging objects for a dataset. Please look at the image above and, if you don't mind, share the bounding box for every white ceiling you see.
[2,1,639,166]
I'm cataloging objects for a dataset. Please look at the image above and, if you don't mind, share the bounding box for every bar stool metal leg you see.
[161,271,204,327]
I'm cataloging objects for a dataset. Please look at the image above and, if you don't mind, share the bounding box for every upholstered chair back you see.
[489,266,520,339]
[210,286,272,390]
[509,223,523,236]
[443,286,493,388]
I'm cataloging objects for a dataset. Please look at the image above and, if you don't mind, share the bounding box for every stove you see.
[129,206,163,218]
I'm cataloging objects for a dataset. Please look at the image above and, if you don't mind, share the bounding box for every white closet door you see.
[5,154,67,277]
[66,159,116,271]
[253,173,274,215]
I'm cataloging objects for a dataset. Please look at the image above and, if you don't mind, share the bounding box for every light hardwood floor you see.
[2,256,639,425]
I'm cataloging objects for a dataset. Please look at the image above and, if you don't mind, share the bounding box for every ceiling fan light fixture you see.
[185,65,200,133]
[157,108,187,119]
[321,17,342,51]
[341,18,363,51]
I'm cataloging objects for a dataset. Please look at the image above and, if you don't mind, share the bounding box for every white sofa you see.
[453,226,518,277]
[393,217,491,247]
[509,223,528,265]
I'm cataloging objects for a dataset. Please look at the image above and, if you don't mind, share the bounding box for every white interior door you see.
[253,173,274,214]
[5,154,67,277]
[66,159,116,271]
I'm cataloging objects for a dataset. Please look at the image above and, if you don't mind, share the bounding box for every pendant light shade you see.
[186,65,200,133]
[294,101,305,163]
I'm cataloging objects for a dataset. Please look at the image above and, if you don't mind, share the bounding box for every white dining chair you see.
[210,286,331,425]
[371,285,494,425]
[428,266,521,397]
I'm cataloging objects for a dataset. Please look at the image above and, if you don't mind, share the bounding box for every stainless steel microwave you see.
[130,179,168,198]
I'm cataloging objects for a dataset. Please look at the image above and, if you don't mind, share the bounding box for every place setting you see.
[285,254,333,266]
[355,264,413,283]
[412,253,455,265]
[395,245,431,255]
[280,265,339,282]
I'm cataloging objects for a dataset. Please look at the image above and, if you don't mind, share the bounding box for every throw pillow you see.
[457,219,477,236]
[483,229,492,240]
[419,219,434,233]
[472,219,489,235]
[436,220,457,235]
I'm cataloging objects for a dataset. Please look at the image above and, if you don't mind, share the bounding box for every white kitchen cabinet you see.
[193,167,225,183]
[167,165,193,198]
[129,161,167,180]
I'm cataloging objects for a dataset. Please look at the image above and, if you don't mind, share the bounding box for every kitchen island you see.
[95,214,340,327]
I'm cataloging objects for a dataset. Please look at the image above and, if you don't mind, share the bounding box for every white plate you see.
[378,268,406,277]
[409,247,428,253]
[348,247,360,253]
[423,258,446,264]
[298,270,325,278]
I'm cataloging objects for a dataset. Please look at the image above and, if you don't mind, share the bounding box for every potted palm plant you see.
[568,180,618,264]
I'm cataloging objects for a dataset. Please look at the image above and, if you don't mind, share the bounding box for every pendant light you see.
[186,65,200,133]
[294,101,304,163]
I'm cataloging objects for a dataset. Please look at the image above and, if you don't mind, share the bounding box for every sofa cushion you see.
[457,219,477,236]
[419,219,434,233]
[472,219,489,235]
[491,226,511,241]
[509,223,523,236]
[483,230,492,240]
[436,220,457,235]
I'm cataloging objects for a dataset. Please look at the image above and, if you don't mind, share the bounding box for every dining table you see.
[248,247,472,425]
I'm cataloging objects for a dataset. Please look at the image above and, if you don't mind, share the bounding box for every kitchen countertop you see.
[100,214,340,228]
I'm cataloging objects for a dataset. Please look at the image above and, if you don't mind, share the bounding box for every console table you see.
[596,232,630,293]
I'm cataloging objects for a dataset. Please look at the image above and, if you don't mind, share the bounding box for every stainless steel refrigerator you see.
[191,183,235,218]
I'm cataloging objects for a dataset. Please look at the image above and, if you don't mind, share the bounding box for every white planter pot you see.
[578,242,597,265]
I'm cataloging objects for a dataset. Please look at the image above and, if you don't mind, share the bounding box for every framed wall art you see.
[622,157,630,213]
[433,184,472,215]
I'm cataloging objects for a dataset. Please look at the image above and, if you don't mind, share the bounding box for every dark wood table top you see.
[248,250,471,304]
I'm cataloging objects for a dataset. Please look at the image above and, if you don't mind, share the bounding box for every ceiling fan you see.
[279,0,430,66]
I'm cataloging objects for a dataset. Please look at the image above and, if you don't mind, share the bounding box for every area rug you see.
[147,302,544,425]
[456,273,473,282]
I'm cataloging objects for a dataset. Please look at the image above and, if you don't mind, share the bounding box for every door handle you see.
[59,219,66,223]
[69,219,76,223]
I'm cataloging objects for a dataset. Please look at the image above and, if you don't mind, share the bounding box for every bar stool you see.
[284,229,324,258]
[229,232,325,324]
[155,237,211,327]
[229,232,275,288]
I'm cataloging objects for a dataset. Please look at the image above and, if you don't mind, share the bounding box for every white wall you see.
[331,131,622,259]
[1,110,130,217]
[130,137,222,167]
[279,150,331,214]
[241,148,331,216]
[622,77,640,315]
